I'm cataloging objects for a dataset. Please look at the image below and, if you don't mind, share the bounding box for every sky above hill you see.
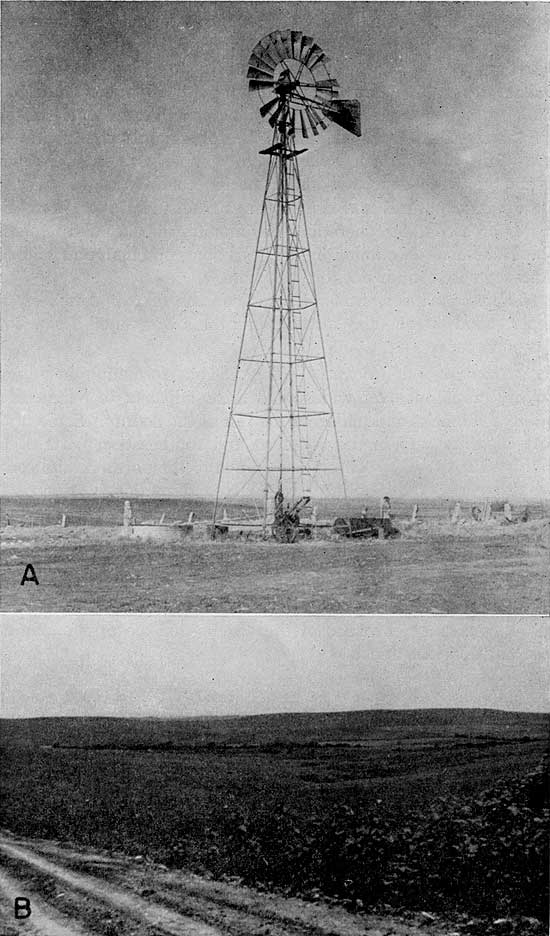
[2,2,548,498]
[1,615,548,718]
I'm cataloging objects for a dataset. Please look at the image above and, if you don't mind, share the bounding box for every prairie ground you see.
[1,712,547,933]
[1,521,547,612]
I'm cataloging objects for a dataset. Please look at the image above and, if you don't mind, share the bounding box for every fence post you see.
[123,500,133,528]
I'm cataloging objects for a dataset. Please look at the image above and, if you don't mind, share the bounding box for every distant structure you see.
[123,500,133,528]
[213,30,361,535]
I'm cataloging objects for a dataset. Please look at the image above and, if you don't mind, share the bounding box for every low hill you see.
[1,708,548,749]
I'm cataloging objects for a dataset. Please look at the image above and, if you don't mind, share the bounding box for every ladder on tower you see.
[286,158,311,502]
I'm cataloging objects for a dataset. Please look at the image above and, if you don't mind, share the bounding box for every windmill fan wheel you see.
[247,29,361,139]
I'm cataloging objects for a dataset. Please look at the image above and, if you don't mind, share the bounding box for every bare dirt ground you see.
[0,835,459,936]
[1,521,548,612]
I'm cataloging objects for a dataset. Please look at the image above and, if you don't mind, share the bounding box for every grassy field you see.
[2,495,547,612]
[2,529,548,612]
[1,710,548,924]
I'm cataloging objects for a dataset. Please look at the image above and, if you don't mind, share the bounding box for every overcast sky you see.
[2,2,548,498]
[1,615,548,717]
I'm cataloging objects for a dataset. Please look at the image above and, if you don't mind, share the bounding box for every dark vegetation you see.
[1,710,548,924]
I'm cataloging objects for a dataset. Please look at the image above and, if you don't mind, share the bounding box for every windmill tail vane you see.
[212,30,360,538]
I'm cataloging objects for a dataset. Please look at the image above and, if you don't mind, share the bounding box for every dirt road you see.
[0,834,458,936]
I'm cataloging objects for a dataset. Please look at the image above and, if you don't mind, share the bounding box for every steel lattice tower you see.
[213,30,360,535]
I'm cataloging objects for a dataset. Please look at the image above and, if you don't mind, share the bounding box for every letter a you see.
[15,897,31,918]
[20,563,39,586]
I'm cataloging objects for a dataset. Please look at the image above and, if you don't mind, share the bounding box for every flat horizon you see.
[2,706,548,722]
[3,492,549,502]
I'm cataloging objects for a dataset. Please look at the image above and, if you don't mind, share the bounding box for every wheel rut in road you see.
[0,840,227,936]
[0,865,92,936]
[0,835,455,936]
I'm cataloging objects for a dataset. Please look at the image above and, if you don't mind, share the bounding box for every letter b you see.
[15,896,31,918]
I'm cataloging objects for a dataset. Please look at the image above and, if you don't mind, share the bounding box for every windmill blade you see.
[248,53,274,77]
[299,34,315,61]
[249,77,276,92]
[260,97,279,118]
[271,30,288,61]
[305,107,319,136]
[255,39,279,70]
[303,42,324,68]
[310,55,331,75]
[291,30,302,60]
[306,106,319,127]
[247,65,275,82]
[299,109,309,139]
[321,99,361,136]
[264,36,283,68]
[312,107,327,130]
[280,29,294,58]
[308,51,329,71]
[269,102,283,127]
[290,107,296,137]
[315,79,339,92]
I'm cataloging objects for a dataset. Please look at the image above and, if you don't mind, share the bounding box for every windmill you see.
[213,29,361,537]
